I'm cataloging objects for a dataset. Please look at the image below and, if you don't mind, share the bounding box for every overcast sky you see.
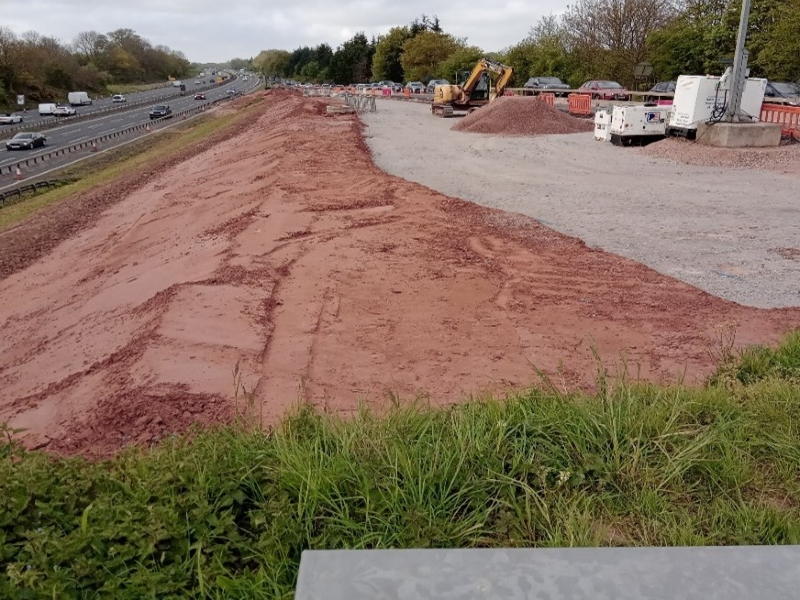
[6,0,563,63]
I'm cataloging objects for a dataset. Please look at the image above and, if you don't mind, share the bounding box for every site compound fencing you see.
[0,93,239,181]
[760,103,800,139]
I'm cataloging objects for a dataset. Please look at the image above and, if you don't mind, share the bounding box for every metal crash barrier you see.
[295,546,800,600]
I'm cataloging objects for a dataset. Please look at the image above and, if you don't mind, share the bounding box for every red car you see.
[577,80,631,101]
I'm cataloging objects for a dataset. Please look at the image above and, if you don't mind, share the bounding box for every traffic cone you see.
[91,141,98,152]
[146,124,151,133]
[15,166,23,181]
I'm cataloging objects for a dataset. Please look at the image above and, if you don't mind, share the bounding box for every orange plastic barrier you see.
[760,103,800,139]
[568,93,592,116]
[538,92,555,106]
[404,88,410,99]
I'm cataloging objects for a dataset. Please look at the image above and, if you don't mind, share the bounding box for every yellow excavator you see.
[431,58,514,117]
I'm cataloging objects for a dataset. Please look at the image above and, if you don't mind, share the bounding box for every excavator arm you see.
[461,59,514,99]
[431,58,514,116]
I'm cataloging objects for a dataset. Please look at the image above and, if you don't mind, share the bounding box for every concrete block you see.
[296,546,800,599]
[696,121,782,147]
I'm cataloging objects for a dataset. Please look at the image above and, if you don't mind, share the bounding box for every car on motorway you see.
[523,77,571,96]
[112,94,127,103]
[405,81,424,94]
[149,104,172,119]
[577,80,631,101]
[52,105,77,116]
[194,92,206,100]
[0,113,24,125]
[425,79,449,94]
[5,132,46,150]
[194,80,201,85]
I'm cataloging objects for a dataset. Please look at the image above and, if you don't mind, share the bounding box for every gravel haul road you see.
[1,91,798,456]
[364,100,800,309]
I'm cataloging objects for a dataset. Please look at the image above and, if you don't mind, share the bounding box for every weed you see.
[0,334,798,597]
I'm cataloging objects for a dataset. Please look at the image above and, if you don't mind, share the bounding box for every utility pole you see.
[723,0,752,122]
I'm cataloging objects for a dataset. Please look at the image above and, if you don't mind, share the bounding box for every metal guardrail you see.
[0,92,240,179]
[0,179,68,206]
[0,77,237,135]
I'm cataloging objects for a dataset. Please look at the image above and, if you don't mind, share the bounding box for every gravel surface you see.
[363,100,800,308]
[642,137,800,175]
[452,97,593,135]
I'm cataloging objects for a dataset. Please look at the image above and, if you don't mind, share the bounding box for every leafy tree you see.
[329,32,374,83]
[253,49,291,78]
[435,46,484,82]
[754,0,800,80]
[372,26,413,82]
[401,31,463,82]
[563,0,676,85]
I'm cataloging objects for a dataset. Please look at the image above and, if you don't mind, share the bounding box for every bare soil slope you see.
[1,91,798,456]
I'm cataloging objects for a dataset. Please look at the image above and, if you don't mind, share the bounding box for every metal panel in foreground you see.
[295,546,800,599]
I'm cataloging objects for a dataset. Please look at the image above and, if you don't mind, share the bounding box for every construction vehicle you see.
[431,58,514,117]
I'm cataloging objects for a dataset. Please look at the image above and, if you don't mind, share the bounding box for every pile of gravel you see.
[452,97,593,136]
[641,137,800,176]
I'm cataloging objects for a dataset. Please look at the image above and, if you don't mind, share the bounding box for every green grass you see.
[1,332,798,598]
[0,109,249,232]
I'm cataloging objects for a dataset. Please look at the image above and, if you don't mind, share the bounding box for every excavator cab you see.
[432,58,513,117]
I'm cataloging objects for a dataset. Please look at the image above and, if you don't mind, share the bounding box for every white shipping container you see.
[668,75,767,132]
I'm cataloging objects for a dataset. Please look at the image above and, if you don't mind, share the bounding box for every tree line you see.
[253,1,799,88]
[0,27,191,106]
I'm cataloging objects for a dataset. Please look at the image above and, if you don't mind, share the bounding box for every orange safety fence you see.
[404,88,410,99]
[568,93,592,116]
[760,103,800,139]
[538,92,555,107]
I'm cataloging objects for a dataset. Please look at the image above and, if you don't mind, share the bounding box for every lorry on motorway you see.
[38,103,57,115]
[173,81,182,88]
[68,91,92,106]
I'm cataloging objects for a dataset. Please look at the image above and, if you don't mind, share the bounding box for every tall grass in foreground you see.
[1,332,799,598]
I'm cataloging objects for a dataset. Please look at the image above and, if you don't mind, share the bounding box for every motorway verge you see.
[0,94,264,278]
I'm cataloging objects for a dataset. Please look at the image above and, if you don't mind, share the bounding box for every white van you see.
[68,91,92,106]
[38,103,57,116]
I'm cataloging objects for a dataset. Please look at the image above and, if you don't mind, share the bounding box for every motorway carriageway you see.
[0,78,260,171]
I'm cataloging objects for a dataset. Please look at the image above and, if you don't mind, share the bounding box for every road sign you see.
[16,95,24,106]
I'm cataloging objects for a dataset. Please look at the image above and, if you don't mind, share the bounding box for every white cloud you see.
[5,0,564,62]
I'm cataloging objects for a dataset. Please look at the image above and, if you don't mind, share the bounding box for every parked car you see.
[6,132,46,150]
[111,94,127,103]
[577,80,631,101]
[523,77,571,96]
[52,105,77,116]
[765,82,800,106]
[149,104,172,119]
[0,113,23,125]
[194,92,206,100]
[425,79,449,94]
[392,83,403,93]
[406,81,425,94]
[649,81,676,94]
